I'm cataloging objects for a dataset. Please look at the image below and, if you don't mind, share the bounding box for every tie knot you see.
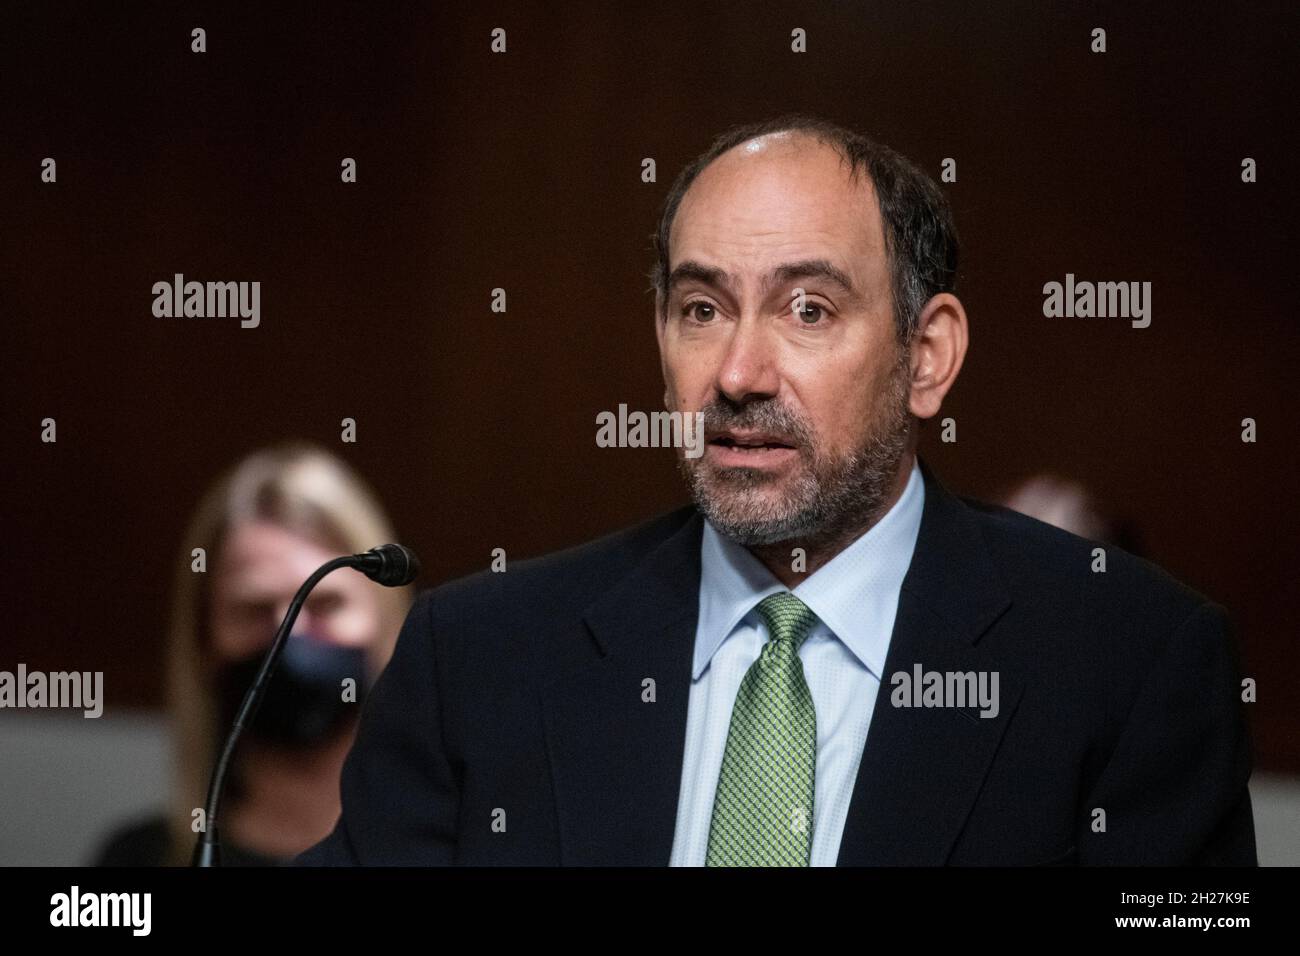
[754,592,818,650]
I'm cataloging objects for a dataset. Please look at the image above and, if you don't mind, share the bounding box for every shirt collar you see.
[694,456,925,680]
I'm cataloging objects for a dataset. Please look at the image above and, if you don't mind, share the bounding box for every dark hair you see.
[648,113,959,343]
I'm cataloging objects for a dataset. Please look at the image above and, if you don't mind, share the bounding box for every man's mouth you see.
[705,430,800,467]
[709,430,796,450]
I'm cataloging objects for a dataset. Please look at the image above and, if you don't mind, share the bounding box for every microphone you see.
[353,543,421,587]
[192,543,421,867]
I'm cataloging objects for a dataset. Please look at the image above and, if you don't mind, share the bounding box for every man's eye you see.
[795,303,826,324]
[683,301,716,322]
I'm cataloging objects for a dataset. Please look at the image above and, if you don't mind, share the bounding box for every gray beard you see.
[677,354,912,547]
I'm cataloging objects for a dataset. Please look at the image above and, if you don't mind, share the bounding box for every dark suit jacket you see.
[296,458,1256,865]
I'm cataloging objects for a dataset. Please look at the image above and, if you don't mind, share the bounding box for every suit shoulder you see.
[417,504,698,624]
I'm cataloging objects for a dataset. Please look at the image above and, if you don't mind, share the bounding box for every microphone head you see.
[359,544,420,587]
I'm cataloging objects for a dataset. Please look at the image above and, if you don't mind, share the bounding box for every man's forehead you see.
[669,135,885,287]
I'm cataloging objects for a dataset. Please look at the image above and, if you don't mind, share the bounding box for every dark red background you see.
[3,2,1296,768]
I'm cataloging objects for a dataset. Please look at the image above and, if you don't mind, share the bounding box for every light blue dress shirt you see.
[668,457,925,866]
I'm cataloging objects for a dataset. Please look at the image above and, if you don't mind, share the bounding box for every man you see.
[295,114,1256,866]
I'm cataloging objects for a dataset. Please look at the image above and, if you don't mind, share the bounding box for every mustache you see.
[700,399,814,447]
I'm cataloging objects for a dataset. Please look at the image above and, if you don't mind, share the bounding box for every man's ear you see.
[907,292,968,420]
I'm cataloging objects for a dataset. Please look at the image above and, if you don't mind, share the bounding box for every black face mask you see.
[216,633,370,751]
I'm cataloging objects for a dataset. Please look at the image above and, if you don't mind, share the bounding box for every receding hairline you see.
[658,129,883,300]
[686,127,875,196]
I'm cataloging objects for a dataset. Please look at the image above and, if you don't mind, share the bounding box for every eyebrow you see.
[666,258,858,298]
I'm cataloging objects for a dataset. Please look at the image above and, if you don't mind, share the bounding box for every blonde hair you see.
[164,442,414,864]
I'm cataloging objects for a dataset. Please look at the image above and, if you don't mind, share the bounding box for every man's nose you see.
[715,317,780,404]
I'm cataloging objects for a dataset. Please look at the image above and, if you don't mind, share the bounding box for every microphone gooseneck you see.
[192,544,419,867]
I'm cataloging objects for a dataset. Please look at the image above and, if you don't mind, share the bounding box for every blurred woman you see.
[1000,473,1144,555]
[94,442,414,865]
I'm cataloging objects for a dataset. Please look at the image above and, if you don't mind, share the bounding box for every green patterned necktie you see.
[706,591,819,867]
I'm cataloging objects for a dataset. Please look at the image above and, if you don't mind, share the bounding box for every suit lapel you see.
[540,459,1019,866]
[836,458,1021,865]
[540,510,702,865]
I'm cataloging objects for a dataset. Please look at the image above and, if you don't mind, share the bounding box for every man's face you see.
[656,133,913,546]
